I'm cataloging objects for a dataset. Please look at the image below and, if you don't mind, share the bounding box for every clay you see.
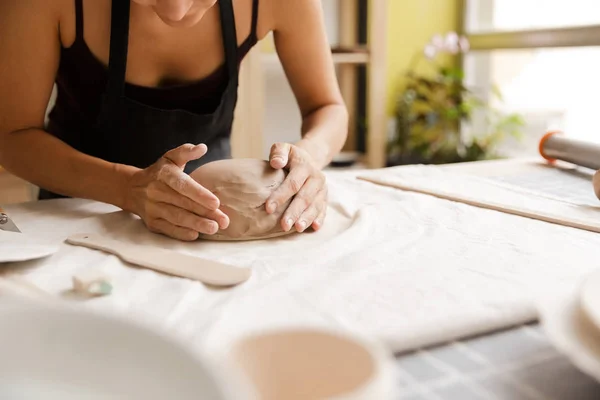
[190,159,296,241]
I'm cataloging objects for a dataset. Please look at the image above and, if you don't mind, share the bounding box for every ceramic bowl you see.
[0,298,240,400]
[230,327,396,400]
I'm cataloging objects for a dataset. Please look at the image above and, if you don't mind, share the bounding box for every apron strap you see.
[105,0,238,99]
[106,0,131,100]
[219,0,239,79]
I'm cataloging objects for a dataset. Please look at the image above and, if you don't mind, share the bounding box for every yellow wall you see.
[385,0,460,115]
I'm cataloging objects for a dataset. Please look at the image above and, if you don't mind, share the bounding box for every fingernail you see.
[297,221,307,232]
[286,218,293,230]
[221,215,230,229]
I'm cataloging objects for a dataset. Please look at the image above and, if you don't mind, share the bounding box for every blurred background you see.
[239,0,600,168]
[3,0,600,203]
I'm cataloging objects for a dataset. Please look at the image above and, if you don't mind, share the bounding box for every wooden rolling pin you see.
[539,131,600,200]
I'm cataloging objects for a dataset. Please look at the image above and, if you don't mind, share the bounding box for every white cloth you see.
[3,170,600,354]
[357,164,600,234]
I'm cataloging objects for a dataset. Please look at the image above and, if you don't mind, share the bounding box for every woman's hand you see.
[265,142,328,233]
[124,143,229,241]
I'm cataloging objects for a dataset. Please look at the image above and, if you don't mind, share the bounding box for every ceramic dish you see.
[229,327,396,400]
[578,269,600,334]
[538,287,600,382]
[0,231,60,263]
[0,298,239,400]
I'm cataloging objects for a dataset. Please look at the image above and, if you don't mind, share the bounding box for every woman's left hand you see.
[265,142,328,233]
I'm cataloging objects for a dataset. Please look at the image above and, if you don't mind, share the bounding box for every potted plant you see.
[388,32,525,166]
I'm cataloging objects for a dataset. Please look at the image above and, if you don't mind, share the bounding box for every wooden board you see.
[66,233,252,287]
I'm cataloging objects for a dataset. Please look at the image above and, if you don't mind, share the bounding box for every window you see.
[466,0,600,33]
[462,0,600,157]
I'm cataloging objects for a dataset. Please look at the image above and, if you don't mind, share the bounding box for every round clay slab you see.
[0,231,60,263]
[580,269,600,334]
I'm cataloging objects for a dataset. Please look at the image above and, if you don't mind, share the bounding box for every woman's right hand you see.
[124,143,229,241]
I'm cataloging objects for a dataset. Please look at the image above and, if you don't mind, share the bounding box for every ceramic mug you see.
[0,296,395,399]
[228,327,396,399]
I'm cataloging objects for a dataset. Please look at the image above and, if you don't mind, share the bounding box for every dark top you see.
[39,0,259,200]
[46,0,259,146]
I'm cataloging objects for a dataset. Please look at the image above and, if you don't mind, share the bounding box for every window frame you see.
[459,0,600,50]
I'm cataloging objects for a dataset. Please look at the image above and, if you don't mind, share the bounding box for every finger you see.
[311,204,328,232]
[163,143,208,168]
[157,164,220,210]
[269,142,291,169]
[147,219,200,242]
[296,188,327,232]
[150,182,230,229]
[150,202,219,235]
[266,168,309,214]
[279,175,322,231]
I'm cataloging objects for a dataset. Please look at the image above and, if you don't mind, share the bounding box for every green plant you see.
[389,32,525,165]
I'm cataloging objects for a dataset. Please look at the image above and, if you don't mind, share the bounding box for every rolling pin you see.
[538,131,600,200]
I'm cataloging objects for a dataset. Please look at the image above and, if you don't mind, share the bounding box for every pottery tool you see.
[0,206,20,233]
[66,233,251,286]
[539,131,600,171]
[539,131,600,201]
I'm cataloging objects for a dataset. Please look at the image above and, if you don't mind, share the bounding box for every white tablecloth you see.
[3,169,600,354]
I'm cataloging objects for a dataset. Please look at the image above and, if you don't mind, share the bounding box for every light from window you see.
[466,0,600,33]
[463,47,600,157]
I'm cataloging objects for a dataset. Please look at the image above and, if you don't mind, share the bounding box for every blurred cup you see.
[229,327,396,400]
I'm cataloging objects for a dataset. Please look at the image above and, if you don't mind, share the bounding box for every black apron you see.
[39,0,238,200]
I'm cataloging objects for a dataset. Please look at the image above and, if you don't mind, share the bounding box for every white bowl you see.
[0,299,237,399]
[0,299,397,399]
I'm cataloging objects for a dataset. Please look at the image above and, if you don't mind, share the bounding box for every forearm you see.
[295,104,348,169]
[0,128,137,209]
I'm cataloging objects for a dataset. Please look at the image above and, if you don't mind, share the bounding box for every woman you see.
[0,0,348,241]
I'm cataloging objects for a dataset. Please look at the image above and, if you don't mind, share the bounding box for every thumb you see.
[269,143,291,169]
[163,143,208,168]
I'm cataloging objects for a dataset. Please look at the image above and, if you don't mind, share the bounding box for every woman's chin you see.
[155,13,204,28]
